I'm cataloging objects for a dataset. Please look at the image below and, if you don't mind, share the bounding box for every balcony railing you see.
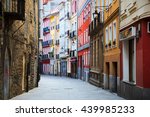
[55,40,59,45]
[42,40,53,47]
[66,30,70,36]
[67,12,71,20]
[70,31,76,38]
[69,50,76,57]
[56,54,59,59]
[42,54,49,60]
[43,27,50,35]
[49,52,54,58]
[4,0,25,20]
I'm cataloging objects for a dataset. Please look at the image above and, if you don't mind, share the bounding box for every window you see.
[75,1,77,13]
[109,25,112,42]
[109,0,113,5]
[105,28,109,44]
[113,22,116,40]
[84,31,86,44]
[106,0,109,7]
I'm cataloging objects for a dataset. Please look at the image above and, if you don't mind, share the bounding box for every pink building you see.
[42,17,51,74]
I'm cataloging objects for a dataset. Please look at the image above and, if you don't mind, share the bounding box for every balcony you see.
[55,40,59,45]
[89,12,103,37]
[42,54,49,60]
[43,27,50,35]
[56,54,59,59]
[66,30,70,37]
[49,52,54,58]
[42,40,53,47]
[70,31,76,38]
[69,50,76,58]
[67,12,71,20]
[65,48,70,55]
[4,0,25,21]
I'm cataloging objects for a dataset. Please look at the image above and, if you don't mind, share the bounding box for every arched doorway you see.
[3,48,10,99]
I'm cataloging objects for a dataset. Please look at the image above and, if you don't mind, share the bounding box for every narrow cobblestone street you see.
[12,75,124,100]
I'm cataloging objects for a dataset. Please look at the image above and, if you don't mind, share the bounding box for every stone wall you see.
[0,0,39,99]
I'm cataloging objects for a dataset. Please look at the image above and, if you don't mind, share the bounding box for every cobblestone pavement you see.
[12,75,124,100]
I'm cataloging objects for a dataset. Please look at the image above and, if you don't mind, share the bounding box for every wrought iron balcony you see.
[89,12,103,36]
[67,12,71,20]
[55,40,59,45]
[49,52,54,58]
[56,54,59,59]
[43,27,50,35]
[42,54,49,60]
[69,50,76,57]
[66,30,70,36]
[70,31,76,38]
[4,0,25,20]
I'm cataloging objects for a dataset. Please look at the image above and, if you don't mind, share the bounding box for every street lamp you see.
[93,9,99,19]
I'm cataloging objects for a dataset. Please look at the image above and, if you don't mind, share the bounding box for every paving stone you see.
[11,75,124,100]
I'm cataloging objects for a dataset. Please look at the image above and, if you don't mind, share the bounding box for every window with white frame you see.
[84,31,86,44]
[113,21,117,41]
[109,0,113,5]
[105,28,109,44]
[86,29,88,43]
[109,24,112,42]
[106,0,109,7]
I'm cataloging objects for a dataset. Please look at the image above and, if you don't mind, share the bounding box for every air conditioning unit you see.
[147,22,150,33]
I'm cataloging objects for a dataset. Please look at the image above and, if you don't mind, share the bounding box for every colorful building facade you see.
[42,17,51,74]
[89,0,104,87]
[77,0,91,81]
[120,0,150,99]
[70,0,77,78]
[103,0,120,92]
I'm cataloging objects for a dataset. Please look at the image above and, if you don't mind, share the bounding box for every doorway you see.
[22,55,25,91]
[129,39,135,82]
[112,62,117,92]
[106,62,110,89]
[3,48,10,99]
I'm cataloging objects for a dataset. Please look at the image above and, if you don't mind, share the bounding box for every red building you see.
[78,0,91,81]
[119,1,150,99]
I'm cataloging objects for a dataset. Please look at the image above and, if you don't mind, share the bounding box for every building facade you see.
[120,0,150,99]
[89,0,104,87]
[0,0,39,99]
[103,0,120,92]
[49,8,59,75]
[69,0,77,78]
[77,0,91,81]
[42,17,51,74]
[59,1,72,77]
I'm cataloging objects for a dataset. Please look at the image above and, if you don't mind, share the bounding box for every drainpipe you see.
[36,0,40,87]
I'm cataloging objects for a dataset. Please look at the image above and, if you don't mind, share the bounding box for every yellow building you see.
[103,0,120,92]
[49,9,60,75]
[49,15,55,75]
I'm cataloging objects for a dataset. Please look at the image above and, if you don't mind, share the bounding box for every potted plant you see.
[108,40,112,47]
[113,40,116,45]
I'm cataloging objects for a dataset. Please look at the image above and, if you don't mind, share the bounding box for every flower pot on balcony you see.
[113,40,116,45]
[105,44,108,48]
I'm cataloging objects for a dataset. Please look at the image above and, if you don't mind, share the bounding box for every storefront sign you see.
[120,27,136,41]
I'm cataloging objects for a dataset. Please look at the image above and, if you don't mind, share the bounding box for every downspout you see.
[36,0,40,87]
